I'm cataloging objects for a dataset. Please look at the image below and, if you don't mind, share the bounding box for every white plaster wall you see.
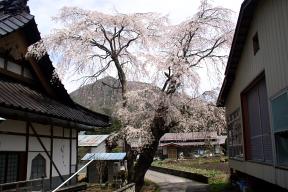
[29,136,51,151]
[72,129,77,137]
[0,119,26,133]
[53,126,63,137]
[0,134,26,151]
[30,123,51,136]
[64,128,70,138]
[26,152,50,179]
[52,139,70,177]
[163,147,167,155]
[71,139,77,165]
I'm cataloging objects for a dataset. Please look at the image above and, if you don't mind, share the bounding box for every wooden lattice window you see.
[30,154,46,179]
[227,108,243,158]
[0,153,19,184]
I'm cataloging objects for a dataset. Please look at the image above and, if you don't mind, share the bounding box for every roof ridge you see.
[0,0,29,15]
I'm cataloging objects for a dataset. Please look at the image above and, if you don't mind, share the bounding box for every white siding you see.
[226,0,288,113]
[0,134,26,151]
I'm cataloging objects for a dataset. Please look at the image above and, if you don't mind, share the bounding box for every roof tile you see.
[0,80,109,127]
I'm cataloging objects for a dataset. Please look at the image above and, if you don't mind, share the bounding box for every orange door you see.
[167,147,177,159]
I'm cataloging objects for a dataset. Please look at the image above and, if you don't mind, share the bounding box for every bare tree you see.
[27,1,233,191]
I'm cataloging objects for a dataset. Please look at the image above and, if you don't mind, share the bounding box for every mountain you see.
[70,76,154,115]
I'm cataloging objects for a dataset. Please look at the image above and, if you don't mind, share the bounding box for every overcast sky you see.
[27,0,244,93]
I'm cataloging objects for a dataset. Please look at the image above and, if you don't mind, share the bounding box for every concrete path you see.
[145,170,208,192]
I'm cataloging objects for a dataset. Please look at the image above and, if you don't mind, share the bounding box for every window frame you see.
[30,154,46,179]
[227,108,243,159]
[0,56,34,81]
[271,89,288,167]
[0,152,20,184]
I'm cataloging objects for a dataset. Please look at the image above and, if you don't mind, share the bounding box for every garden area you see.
[152,156,238,192]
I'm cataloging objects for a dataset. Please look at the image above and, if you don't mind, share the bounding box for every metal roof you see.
[159,141,221,147]
[82,153,126,161]
[0,79,109,127]
[160,132,218,142]
[78,135,109,147]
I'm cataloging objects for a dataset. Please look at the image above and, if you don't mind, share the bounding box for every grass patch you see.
[152,157,232,192]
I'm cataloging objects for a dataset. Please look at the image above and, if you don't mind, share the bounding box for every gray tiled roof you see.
[160,132,218,141]
[0,79,109,127]
[0,11,33,37]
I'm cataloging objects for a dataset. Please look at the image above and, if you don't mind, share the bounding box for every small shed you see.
[78,135,109,153]
[82,153,126,183]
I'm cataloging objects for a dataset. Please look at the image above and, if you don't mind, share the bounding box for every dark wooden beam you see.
[0,130,76,139]
[69,128,72,184]
[50,124,53,189]
[25,121,29,180]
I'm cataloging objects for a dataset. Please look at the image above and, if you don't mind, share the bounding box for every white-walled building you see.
[0,1,110,191]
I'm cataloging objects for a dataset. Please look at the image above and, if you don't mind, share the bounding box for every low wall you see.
[149,166,208,184]
[114,183,135,192]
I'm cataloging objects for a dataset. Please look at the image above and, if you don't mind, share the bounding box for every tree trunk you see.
[133,138,160,192]
[125,141,136,183]
[133,101,172,192]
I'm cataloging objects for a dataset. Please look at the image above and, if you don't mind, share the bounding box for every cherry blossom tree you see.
[27,0,234,191]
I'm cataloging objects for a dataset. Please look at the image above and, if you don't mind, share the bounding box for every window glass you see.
[7,61,21,75]
[23,67,33,79]
[31,154,46,179]
[272,92,288,132]
[0,57,4,69]
[0,153,19,184]
[0,154,5,184]
[227,108,243,158]
[276,133,288,166]
[6,154,18,183]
